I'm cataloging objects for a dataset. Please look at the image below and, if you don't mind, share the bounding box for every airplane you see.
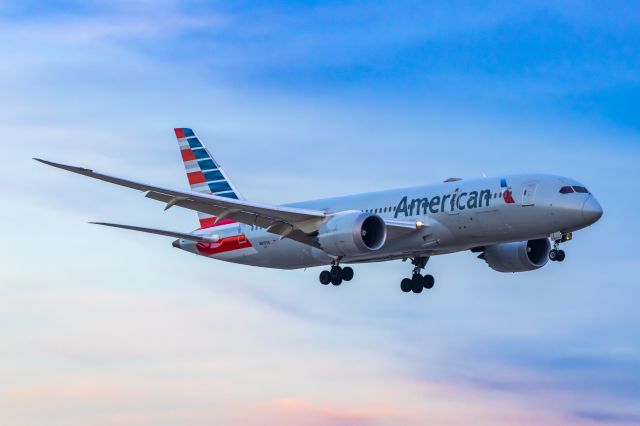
[35,128,603,294]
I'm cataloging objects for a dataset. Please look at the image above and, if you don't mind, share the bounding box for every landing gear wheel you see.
[423,274,435,289]
[319,270,331,285]
[556,250,566,262]
[341,267,354,281]
[400,278,412,293]
[330,266,343,286]
[411,274,423,293]
[549,249,558,261]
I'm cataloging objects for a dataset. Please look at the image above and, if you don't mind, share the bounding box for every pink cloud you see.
[239,398,397,426]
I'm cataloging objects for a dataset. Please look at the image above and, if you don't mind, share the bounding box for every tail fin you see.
[174,128,243,228]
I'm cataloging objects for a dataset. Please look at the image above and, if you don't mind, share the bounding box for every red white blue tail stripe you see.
[174,128,243,228]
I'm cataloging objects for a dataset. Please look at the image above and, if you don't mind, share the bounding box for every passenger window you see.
[560,186,574,194]
[572,186,589,193]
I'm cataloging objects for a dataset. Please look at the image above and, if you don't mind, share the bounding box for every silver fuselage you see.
[178,174,602,269]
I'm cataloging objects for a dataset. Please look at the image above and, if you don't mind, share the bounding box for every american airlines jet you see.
[36,128,603,294]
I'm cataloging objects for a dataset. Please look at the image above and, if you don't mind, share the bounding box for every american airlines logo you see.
[501,178,516,204]
[394,179,514,218]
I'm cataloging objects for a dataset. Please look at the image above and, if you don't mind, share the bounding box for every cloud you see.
[246,399,392,426]
[574,410,640,424]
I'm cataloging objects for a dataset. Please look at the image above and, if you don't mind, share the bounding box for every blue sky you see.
[0,1,639,425]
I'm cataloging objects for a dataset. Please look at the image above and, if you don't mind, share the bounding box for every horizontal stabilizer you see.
[89,222,219,243]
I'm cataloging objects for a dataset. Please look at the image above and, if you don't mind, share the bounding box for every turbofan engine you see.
[317,211,386,257]
[482,238,550,272]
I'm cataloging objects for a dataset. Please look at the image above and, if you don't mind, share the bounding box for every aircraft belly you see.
[227,235,330,269]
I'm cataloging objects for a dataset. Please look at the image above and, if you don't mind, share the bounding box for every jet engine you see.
[482,238,550,272]
[317,211,386,257]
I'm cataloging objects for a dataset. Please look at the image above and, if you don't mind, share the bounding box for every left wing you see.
[36,158,425,247]
[35,158,325,247]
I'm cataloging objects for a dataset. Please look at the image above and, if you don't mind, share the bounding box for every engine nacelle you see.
[317,211,386,256]
[483,238,550,272]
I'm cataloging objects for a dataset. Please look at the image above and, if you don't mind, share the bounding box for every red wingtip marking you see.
[175,128,186,139]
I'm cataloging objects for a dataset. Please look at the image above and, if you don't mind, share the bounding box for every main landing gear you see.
[319,260,354,286]
[400,256,435,294]
[549,233,571,262]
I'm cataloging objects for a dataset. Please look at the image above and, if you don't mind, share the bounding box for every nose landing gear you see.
[400,256,435,294]
[549,233,571,262]
[549,247,565,262]
[318,260,354,286]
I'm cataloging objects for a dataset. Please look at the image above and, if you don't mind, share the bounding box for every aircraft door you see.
[522,182,537,206]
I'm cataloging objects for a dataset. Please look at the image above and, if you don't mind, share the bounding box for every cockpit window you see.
[572,186,589,193]
[559,186,574,194]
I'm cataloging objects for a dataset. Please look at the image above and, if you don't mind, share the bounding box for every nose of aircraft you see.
[582,195,603,225]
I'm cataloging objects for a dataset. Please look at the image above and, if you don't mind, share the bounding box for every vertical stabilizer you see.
[174,128,243,228]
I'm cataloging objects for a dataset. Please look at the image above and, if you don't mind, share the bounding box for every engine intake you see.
[483,238,550,272]
[318,211,386,256]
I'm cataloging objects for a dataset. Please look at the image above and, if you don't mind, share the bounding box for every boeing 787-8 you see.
[36,128,603,294]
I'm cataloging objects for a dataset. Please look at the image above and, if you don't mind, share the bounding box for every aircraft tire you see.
[331,276,343,286]
[400,278,412,292]
[342,267,354,281]
[330,266,343,280]
[319,270,331,285]
[411,275,423,293]
[556,250,566,262]
[549,249,558,261]
[423,274,435,289]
